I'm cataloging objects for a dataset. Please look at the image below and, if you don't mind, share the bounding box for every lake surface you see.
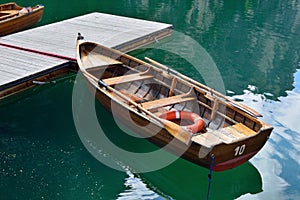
[1,0,300,199]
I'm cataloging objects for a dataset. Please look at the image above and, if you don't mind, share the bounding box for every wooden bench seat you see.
[141,94,196,110]
[231,123,256,136]
[102,72,153,86]
[192,123,256,147]
[211,123,255,143]
[191,133,223,148]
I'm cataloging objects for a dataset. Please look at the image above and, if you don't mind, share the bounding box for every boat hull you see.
[75,38,273,171]
[84,77,272,171]
[0,4,44,36]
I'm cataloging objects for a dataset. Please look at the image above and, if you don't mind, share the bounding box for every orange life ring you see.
[159,110,204,134]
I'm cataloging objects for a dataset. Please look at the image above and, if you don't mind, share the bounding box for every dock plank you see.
[0,46,66,86]
[0,48,63,69]
[0,12,172,98]
[0,12,172,58]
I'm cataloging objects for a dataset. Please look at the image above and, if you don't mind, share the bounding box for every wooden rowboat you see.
[0,2,44,36]
[76,34,273,171]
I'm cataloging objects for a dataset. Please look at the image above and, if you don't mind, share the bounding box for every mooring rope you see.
[206,154,214,200]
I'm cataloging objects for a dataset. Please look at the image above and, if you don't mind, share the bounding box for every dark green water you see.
[1,0,300,199]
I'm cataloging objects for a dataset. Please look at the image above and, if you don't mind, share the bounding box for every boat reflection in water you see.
[132,160,262,200]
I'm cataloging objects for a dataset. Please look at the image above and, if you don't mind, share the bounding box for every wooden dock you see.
[0,12,172,99]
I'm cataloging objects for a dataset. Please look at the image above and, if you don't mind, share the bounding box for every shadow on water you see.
[140,159,262,200]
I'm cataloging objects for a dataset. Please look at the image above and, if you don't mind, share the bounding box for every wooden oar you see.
[0,11,18,20]
[145,57,262,118]
[81,70,193,145]
[0,10,19,15]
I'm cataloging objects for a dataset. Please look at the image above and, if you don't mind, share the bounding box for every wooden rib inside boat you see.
[76,34,273,171]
